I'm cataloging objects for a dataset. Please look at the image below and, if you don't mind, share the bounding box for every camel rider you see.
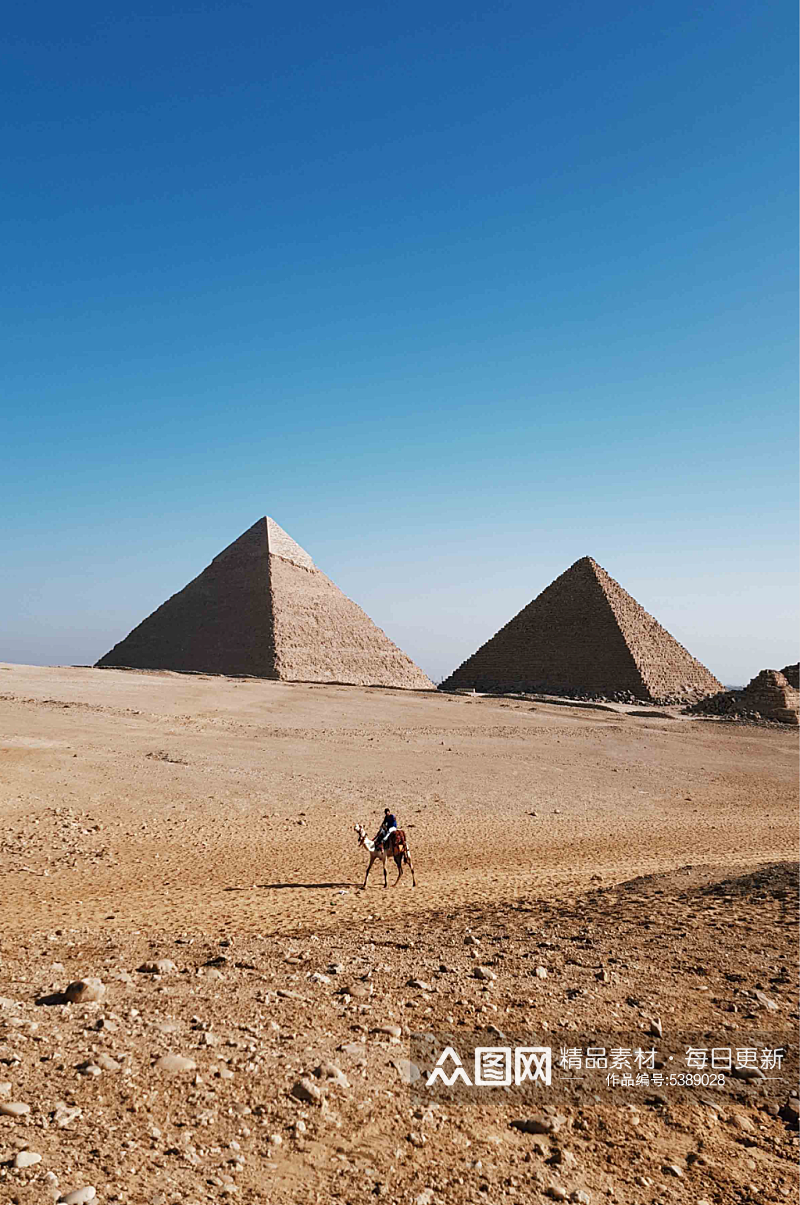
[374,808,398,851]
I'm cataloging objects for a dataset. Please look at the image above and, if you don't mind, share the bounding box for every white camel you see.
[354,824,416,889]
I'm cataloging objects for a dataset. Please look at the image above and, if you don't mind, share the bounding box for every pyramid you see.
[97,517,434,689]
[440,556,722,703]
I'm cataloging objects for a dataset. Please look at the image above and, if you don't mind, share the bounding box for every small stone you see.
[732,1064,766,1081]
[394,1059,421,1085]
[663,1164,684,1177]
[314,1062,350,1089]
[58,1190,97,1205]
[277,989,306,1000]
[0,1081,11,1096]
[95,1052,121,1071]
[14,1150,42,1168]
[155,1054,197,1074]
[138,959,178,976]
[291,1077,322,1104]
[511,1115,559,1135]
[0,1101,31,1118]
[570,1193,591,1204]
[268,1133,283,1146]
[733,1114,756,1133]
[464,935,480,946]
[474,966,496,981]
[416,1191,434,1205]
[77,1062,102,1077]
[754,991,778,1012]
[535,967,548,980]
[373,1024,402,1038]
[310,973,330,985]
[64,978,105,1004]
[53,1104,82,1127]
[339,1041,367,1059]
[648,1017,663,1038]
[546,1189,567,1201]
[407,979,434,992]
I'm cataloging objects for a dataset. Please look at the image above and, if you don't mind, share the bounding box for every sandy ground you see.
[0,663,797,1205]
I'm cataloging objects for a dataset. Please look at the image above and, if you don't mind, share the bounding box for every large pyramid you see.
[440,556,722,703]
[97,517,433,689]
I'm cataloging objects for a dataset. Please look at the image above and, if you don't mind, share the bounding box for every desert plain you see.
[0,662,797,1205]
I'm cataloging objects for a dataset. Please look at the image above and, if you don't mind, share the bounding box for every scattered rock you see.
[732,1064,766,1082]
[373,1024,402,1038]
[58,1190,97,1205]
[291,1077,323,1104]
[754,990,778,1012]
[64,978,106,1004]
[314,1061,350,1089]
[474,966,496,981]
[511,1115,561,1135]
[53,1104,82,1127]
[339,1041,367,1059]
[394,1059,421,1085]
[0,1101,31,1118]
[138,959,178,975]
[14,1150,42,1168]
[663,1164,684,1177]
[534,967,548,980]
[407,979,434,992]
[155,1054,197,1074]
[95,1051,122,1072]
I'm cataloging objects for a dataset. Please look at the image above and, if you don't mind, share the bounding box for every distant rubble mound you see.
[97,517,433,690]
[687,667,800,726]
[439,556,722,704]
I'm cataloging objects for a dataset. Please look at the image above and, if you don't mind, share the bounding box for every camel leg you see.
[393,856,403,885]
[406,854,416,887]
[382,854,388,888]
[362,855,375,890]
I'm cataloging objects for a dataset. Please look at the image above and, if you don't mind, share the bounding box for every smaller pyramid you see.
[97,517,433,690]
[440,556,722,703]
[688,668,800,725]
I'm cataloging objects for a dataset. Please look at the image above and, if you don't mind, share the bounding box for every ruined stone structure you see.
[439,556,722,703]
[97,517,433,689]
[780,663,799,690]
[688,668,800,725]
[742,670,799,724]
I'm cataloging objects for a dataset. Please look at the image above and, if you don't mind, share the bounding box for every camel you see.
[354,824,416,889]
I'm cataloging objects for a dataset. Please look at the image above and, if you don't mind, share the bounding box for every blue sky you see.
[2,0,797,685]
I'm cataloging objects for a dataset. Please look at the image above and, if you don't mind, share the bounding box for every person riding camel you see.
[374,808,398,852]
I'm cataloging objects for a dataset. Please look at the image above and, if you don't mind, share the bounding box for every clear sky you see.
[2,1,797,686]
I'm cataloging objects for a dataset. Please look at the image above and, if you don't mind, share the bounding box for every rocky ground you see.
[0,665,797,1204]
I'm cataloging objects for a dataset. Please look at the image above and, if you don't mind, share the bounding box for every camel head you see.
[354,824,367,846]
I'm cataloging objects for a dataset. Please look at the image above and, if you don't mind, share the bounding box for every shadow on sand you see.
[223,881,354,891]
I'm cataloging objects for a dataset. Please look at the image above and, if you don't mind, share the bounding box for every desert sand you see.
[0,663,797,1204]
